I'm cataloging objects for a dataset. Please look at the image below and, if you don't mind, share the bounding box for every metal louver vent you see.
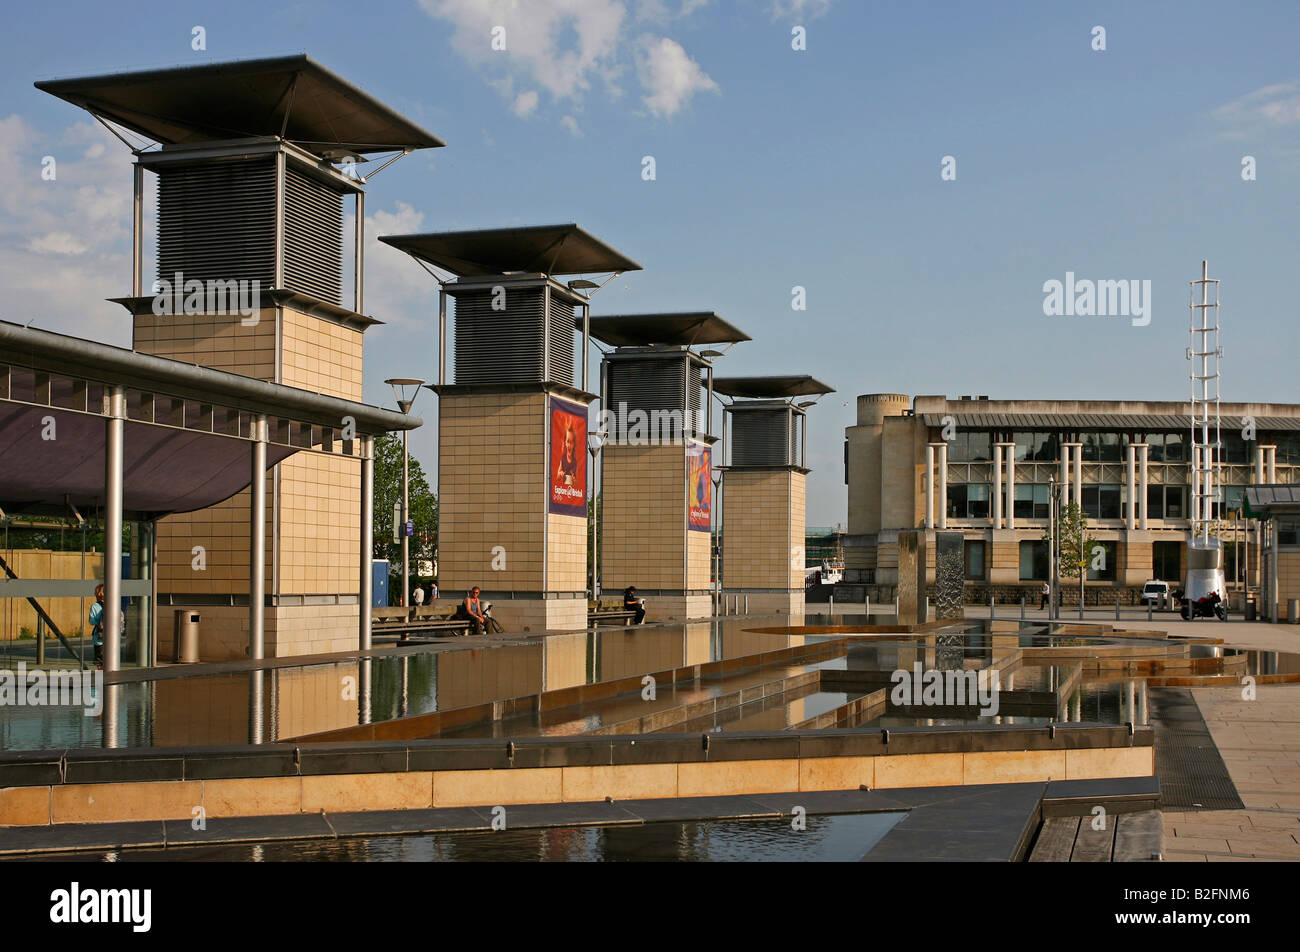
[156,158,345,306]
[283,165,343,305]
[732,409,793,466]
[607,356,698,441]
[454,286,575,385]
[157,158,276,291]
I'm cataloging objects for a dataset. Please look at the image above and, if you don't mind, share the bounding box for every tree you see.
[372,434,438,595]
[1045,502,1099,608]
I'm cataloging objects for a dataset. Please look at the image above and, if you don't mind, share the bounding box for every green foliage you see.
[372,433,438,578]
[1044,502,1098,580]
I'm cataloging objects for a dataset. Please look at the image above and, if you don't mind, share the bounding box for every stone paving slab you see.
[1163,683,1300,861]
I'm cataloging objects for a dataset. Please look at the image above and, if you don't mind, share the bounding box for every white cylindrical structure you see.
[936,443,948,530]
[1139,444,1149,528]
[1004,445,1016,530]
[925,444,936,529]
[1255,446,1266,485]
[1125,444,1137,531]
[992,443,1003,528]
[359,435,374,651]
[1072,444,1083,510]
[103,386,126,674]
[249,414,267,661]
[1266,446,1277,484]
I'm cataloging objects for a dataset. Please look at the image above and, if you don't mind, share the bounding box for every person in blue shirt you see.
[88,583,105,669]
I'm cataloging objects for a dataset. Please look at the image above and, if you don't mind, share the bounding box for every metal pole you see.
[402,427,410,610]
[359,435,374,650]
[274,151,286,288]
[438,289,447,387]
[354,191,365,313]
[582,302,590,393]
[1048,475,1057,621]
[103,386,125,674]
[131,164,143,298]
[249,414,267,661]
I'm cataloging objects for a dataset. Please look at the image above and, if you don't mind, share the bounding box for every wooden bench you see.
[588,601,639,627]
[371,606,471,639]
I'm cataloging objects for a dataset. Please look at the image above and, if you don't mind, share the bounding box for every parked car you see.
[1140,580,1171,607]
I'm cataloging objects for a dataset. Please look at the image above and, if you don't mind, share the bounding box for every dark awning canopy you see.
[0,320,419,518]
[1244,485,1300,519]
[0,405,294,516]
[379,224,641,277]
[712,375,835,399]
[586,312,750,348]
[35,54,444,157]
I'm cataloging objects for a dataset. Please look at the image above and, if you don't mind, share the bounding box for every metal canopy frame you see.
[586,312,750,349]
[378,224,641,278]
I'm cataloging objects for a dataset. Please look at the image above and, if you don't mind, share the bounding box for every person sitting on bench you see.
[623,586,646,625]
[455,586,488,635]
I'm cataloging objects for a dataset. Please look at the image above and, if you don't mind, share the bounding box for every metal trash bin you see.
[174,610,200,663]
[1245,596,1257,622]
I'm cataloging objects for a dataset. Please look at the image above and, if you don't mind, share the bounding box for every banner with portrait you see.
[549,397,588,516]
[687,443,711,532]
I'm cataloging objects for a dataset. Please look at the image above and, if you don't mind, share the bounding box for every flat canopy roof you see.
[586,312,750,348]
[712,375,835,399]
[35,54,444,156]
[921,411,1300,431]
[0,320,418,517]
[379,224,641,277]
[1245,486,1300,517]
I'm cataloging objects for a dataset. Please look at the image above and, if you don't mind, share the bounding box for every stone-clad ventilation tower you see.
[380,225,641,631]
[714,376,834,615]
[37,55,444,657]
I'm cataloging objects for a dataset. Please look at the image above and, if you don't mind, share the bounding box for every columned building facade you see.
[844,394,1300,605]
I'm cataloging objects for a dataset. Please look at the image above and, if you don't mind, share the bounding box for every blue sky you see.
[3,0,1298,526]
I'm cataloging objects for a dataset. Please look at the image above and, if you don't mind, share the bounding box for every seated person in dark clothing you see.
[624,586,646,624]
[454,586,488,635]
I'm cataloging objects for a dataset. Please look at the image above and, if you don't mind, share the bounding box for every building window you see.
[1153,541,1181,580]
[1014,431,1057,462]
[1086,540,1118,581]
[1019,540,1049,580]
[1014,483,1050,519]
[964,541,987,579]
[1081,484,1122,519]
[1279,518,1300,547]
[1146,485,1184,520]
[949,430,992,462]
[947,483,990,519]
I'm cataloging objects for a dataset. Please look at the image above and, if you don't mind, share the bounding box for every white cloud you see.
[512,89,540,117]
[420,0,717,124]
[27,232,87,255]
[560,114,584,137]
[1212,81,1300,128]
[420,0,626,102]
[635,34,718,118]
[770,0,834,18]
[0,114,134,343]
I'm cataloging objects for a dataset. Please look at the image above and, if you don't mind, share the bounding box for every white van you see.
[1140,580,1170,607]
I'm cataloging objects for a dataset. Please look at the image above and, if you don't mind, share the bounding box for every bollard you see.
[1079,593,1084,621]
[923,596,930,621]
[865,595,870,617]
[1020,595,1026,620]
[1147,599,1152,622]
[989,595,995,621]
[829,594,834,619]
[744,595,750,614]
[1115,596,1121,621]
[894,595,900,618]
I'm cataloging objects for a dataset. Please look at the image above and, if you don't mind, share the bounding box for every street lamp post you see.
[588,429,608,601]
[1048,475,1058,621]
[385,379,425,613]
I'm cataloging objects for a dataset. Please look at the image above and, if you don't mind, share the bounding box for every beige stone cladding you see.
[1278,551,1300,620]
[137,305,366,657]
[602,443,687,592]
[439,390,589,605]
[440,390,547,593]
[723,470,805,591]
[547,512,586,592]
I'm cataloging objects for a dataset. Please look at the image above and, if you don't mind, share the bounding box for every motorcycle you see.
[1180,591,1227,621]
